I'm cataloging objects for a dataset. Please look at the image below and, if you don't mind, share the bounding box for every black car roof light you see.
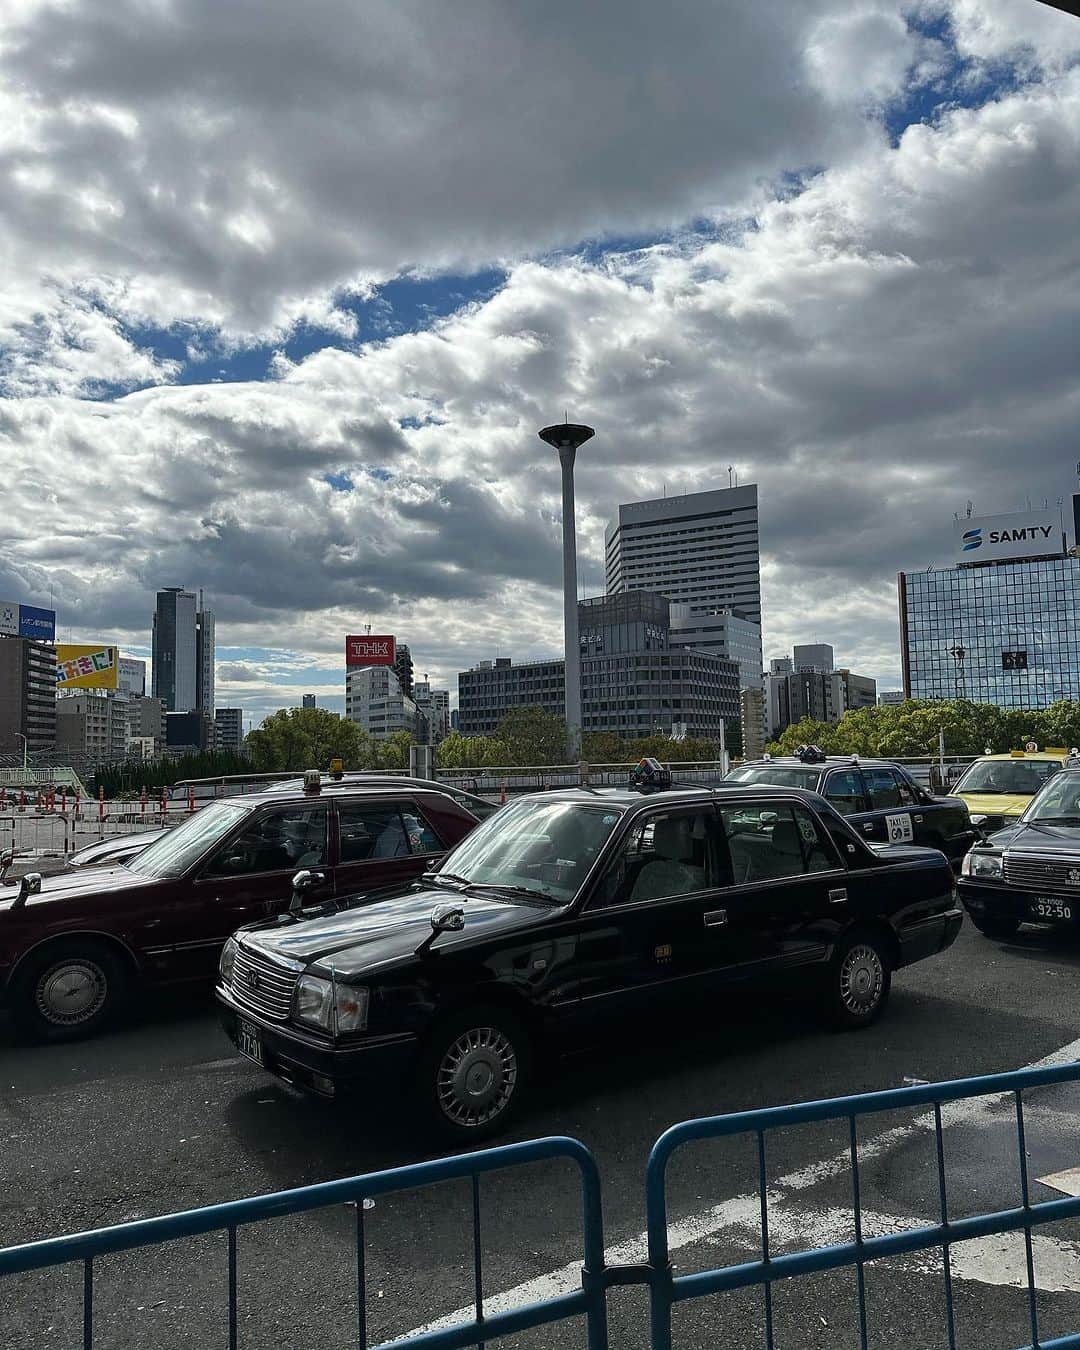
[629,757,673,792]
[795,744,828,764]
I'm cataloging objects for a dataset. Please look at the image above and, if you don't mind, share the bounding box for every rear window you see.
[726,765,821,790]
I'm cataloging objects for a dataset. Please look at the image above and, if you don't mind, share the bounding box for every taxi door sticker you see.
[885,812,914,844]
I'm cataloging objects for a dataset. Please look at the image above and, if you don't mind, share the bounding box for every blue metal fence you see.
[3,1062,1079,1349]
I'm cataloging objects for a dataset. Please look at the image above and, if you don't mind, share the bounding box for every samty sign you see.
[56,645,119,689]
[345,634,396,667]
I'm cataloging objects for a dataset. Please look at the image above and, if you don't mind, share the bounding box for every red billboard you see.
[345,634,396,667]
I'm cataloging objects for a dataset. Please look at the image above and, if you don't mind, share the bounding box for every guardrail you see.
[3,1062,1078,1349]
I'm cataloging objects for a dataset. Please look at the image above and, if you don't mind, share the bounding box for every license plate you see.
[236,1017,264,1065]
[1031,897,1075,922]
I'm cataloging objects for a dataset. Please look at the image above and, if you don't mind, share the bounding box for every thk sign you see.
[345,634,396,667]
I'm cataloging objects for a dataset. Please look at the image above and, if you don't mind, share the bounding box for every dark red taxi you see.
[0,779,482,1041]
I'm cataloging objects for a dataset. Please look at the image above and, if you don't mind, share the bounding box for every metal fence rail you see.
[0,1135,609,1350]
[3,1064,1079,1348]
[644,1060,1080,1350]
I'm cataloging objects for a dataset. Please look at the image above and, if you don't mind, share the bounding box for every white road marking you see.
[1039,1167,1080,1198]
[402,1037,1080,1340]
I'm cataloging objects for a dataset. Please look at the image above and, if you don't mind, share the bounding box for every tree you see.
[494,705,568,765]
[581,731,627,763]
[436,733,510,769]
[245,708,375,772]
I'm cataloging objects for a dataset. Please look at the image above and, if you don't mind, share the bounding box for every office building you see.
[668,606,763,688]
[838,670,877,711]
[130,696,167,753]
[118,657,146,699]
[900,503,1080,708]
[215,707,244,753]
[152,588,197,712]
[459,591,739,743]
[414,681,450,744]
[302,694,316,710]
[769,657,793,675]
[0,636,57,756]
[878,691,906,706]
[793,644,834,674]
[346,666,419,740]
[740,686,767,760]
[393,644,414,701]
[166,710,214,752]
[196,603,215,716]
[450,709,460,733]
[56,693,129,762]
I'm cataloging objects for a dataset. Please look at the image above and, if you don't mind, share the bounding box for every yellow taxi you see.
[952,747,1070,832]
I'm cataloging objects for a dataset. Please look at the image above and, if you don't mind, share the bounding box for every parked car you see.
[216,773,961,1141]
[959,757,1080,940]
[951,748,1069,834]
[65,829,170,870]
[0,780,482,1041]
[263,773,499,820]
[725,748,978,867]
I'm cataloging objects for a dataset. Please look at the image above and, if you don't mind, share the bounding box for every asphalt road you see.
[1,921,1078,1349]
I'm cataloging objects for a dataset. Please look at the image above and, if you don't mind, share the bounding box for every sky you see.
[1,0,1079,728]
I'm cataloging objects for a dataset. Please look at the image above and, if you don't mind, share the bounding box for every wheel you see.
[9,939,130,1042]
[824,931,892,1029]
[412,1006,532,1143]
[971,914,1020,941]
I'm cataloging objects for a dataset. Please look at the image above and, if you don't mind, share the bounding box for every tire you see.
[824,931,892,1030]
[971,914,1020,941]
[411,1005,532,1144]
[9,938,131,1043]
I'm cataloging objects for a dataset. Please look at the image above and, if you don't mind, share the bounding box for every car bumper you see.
[897,907,964,967]
[216,986,419,1099]
[957,880,1080,928]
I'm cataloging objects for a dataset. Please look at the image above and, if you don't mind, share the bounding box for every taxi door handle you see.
[862,823,875,832]
[704,909,728,928]
[913,814,924,822]
[829,888,847,904]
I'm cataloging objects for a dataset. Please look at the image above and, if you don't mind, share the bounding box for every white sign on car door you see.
[885,812,914,844]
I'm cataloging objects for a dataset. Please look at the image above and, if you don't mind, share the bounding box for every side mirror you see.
[13,872,42,911]
[415,902,465,957]
[0,848,14,879]
[970,814,988,828]
[288,869,325,916]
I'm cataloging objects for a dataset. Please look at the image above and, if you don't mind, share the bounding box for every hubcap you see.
[436,1026,518,1127]
[839,944,884,1015]
[35,959,108,1026]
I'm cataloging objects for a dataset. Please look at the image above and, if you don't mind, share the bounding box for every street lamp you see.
[948,645,966,700]
[538,420,595,762]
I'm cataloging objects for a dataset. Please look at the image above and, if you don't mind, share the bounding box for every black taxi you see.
[958,753,1080,941]
[216,762,961,1141]
[726,748,978,868]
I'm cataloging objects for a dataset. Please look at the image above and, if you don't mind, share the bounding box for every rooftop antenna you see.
[965,501,974,518]
[727,465,733,488]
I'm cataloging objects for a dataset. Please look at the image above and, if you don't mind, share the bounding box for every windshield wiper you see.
[421,871,473,890]
[466,882,562,905]
[1028,815,1080,825]
[966,788,1006,794]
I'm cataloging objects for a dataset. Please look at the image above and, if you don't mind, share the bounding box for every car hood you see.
[987,820,1080,852]
[0,864,150,910]
[956,790,1031,819]
[239,885,557,978]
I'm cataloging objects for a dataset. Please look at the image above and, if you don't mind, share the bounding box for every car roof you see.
[221,784,467,808]
[968,752,1067,763]
[518,784,831,808]
[737,756,902,769]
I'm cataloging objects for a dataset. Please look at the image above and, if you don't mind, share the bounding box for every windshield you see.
[1021,771,1080,823]
[129,802,249,879]
[955,759,1060,796]
[433,797,624,902]
[726,765,820,789]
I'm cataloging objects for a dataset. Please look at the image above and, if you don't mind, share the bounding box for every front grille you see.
[1003,852,1080,893]
[230,944,301,1022]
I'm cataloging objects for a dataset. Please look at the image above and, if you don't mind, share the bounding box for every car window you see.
[726,766,820,789]
[132,802,248,879]
[590,809,721,908]
[720,804,841,883]
[824,770,865,816]
[893,772,917,806]
[863,768,902,810]
[954,758,1060,794]
[336,803,436,862]
[202,805,328,878]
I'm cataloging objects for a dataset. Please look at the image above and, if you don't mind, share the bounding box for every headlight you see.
[294,974,370,1034]
[219,937,238,983]
[295,974,334,1029]
[962,850,1003,879]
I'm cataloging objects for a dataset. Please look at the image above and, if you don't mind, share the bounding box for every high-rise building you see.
[118,657,146,698]
[769,656,793,675]
[838,670,877,711]
[878,691,906,706]
[302,694,316,710]
[0,636,57,756]
[130,696,167,753]
[668,605,763,687]
[152,588,197,712]
[459,591,739,743]
[214,707,244,753]
[393,644,415,701]
[56,693,129,762]
[793,644,834,674]
[766,645,875,736]
[605,485,762,685]
[740,686,767,760]
[196,602,215,716]
[346,666,418,740]
[413,681,451,744]
[166,710,214,752]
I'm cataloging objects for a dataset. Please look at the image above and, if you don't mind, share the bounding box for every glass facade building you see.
[899,557,1080,707]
